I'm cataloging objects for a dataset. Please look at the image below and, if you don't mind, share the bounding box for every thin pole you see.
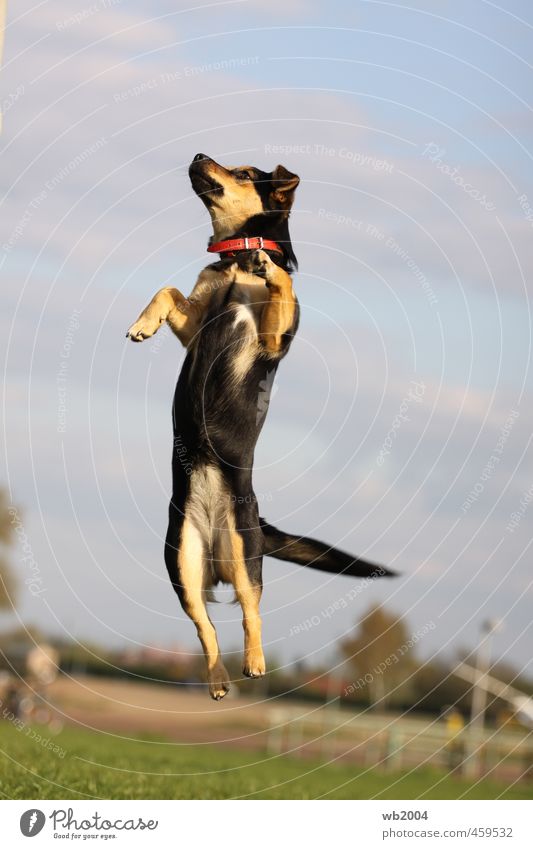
[466,619,501,778]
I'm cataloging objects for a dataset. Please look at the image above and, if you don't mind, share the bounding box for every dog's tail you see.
[260,518,396,578]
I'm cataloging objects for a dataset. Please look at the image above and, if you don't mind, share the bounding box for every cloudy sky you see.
[1,0,532,680]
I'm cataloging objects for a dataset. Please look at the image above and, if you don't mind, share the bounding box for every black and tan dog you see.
[127,154,393,699]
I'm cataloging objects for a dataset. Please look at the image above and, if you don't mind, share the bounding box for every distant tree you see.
[340,605,416,709]
[0,489,18,610]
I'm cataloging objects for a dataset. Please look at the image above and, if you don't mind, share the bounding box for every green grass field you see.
[0,723,530,800]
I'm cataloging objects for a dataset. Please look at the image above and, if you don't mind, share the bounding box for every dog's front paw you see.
[246,249,273,279]
[126,313,161,342]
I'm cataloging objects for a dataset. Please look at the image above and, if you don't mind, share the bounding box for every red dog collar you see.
[207,236,283,256]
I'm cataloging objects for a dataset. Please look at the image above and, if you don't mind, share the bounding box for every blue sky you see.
[1,0,532,679]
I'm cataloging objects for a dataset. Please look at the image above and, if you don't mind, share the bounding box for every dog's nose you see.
[193,153,207,162]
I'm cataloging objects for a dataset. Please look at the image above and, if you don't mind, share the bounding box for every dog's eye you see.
[234,170,251,181]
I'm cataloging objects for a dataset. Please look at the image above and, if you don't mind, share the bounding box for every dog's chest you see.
[215,276,265,349]
[190,275,265,384]
[228,284,263,382]
[229,276,266,323]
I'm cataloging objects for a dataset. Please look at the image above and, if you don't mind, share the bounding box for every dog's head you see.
[189,153,300,269]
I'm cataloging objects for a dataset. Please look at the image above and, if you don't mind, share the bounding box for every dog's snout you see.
[193,153,208,163]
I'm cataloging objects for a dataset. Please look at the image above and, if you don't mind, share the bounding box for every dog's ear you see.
[270,165,300,207]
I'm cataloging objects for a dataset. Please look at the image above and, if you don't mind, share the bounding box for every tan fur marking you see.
[178,517,229,699]
[200,162,265,240]
[228,522,265,678]
[256,253,297,354]
[127,286,202,347]
[127,264,241,349]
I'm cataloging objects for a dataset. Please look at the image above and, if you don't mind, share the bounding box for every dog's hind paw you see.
[208,665,230,701]
[243,650,266,679]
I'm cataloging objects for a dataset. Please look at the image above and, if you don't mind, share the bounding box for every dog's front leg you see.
[127,265,239,347]
[248,251,297,355]
[126,286,202,347]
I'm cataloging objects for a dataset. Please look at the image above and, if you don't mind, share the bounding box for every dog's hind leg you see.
[167,513,230,700]
[227,515,265,679]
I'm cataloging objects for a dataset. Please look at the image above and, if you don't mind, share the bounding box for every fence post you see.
[384,729,403,773]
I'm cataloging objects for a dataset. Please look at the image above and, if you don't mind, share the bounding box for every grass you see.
[0,722,530,800]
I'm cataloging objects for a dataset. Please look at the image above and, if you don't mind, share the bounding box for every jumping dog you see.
[127,154,393,699]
